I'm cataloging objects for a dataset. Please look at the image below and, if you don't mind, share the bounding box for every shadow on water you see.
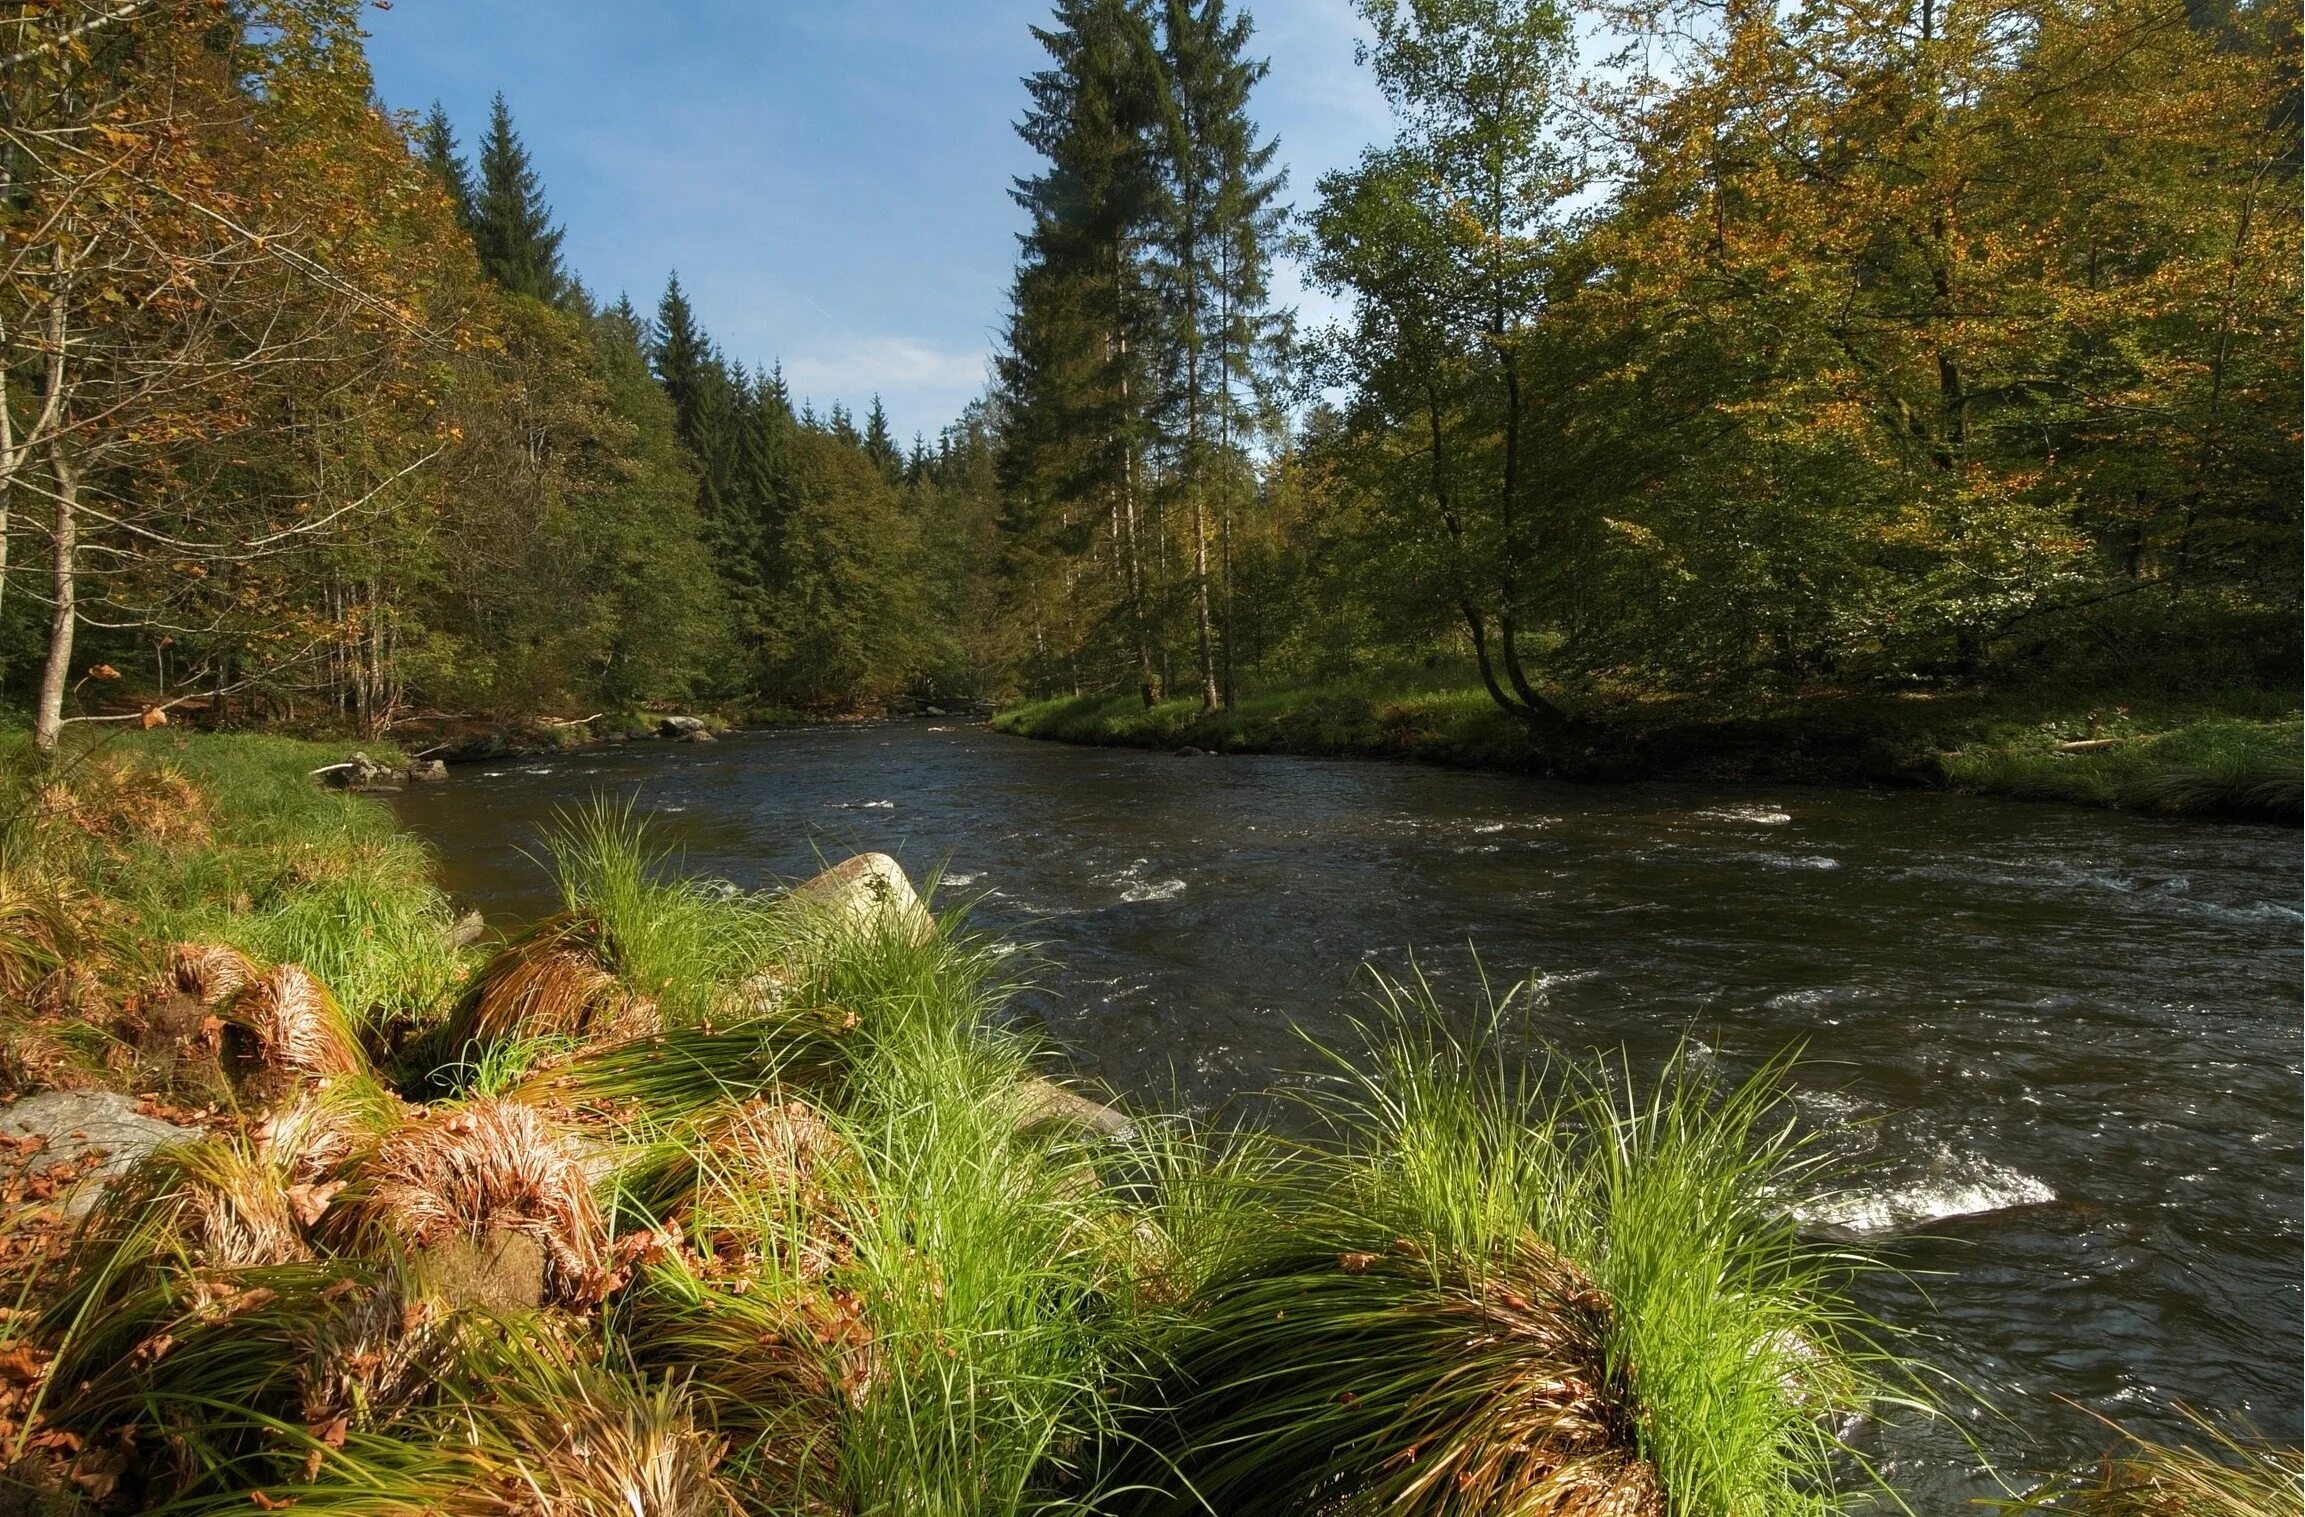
[394,720,2303,1513]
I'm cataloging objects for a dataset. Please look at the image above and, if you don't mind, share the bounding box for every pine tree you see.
[652,274,771,658]
[1151,0,1283,711]
[472,93,574,306]
[652,274,712,452]
[414,101,474,230]
[864,394,901,480]
[999,0,1166,703]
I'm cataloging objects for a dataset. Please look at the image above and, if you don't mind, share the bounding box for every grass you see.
[0,732,2290,1515]
[1991,1409,2304,1516]
[993,666,2302,821]
[1103,976,1910,1516]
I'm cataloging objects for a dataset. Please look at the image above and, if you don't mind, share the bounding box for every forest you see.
[0,0,2294,777]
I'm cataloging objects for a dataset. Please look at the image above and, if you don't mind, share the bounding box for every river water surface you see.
[394,721,2301,1511]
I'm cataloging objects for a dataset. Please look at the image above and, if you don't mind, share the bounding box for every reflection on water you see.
[394,721,2302,1513]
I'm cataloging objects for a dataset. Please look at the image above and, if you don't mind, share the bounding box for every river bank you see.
[993,671,2304,822]
[0,726,2293,1514]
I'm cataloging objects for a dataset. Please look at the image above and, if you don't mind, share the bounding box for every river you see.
[393,720,2302,1510]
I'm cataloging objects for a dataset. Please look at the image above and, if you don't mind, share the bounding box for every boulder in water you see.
[659,715,707,739]
[407,758,449,783]
[787,853,933,945]
[681,727,717,743]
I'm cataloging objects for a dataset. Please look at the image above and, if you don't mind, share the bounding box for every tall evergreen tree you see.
[652,274,771,663]
[414,101,474,230]
[999,0,1166,703]
[471,93,574,306]
[1150,0,1282,711]
[864,394,901,480]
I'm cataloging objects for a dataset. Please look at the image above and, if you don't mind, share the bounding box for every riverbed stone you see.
[681,727,718,743]
[659,715,707,738]
[787,853,934,945]
[407,758,449,782]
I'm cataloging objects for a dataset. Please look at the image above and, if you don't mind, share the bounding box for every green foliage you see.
[470,92,573,306]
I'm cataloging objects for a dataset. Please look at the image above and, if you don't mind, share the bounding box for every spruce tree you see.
[999,0,1166,703]
[414,102,474,230]
[472,93,574,306]
[1151,0,1282,712]
[864,395,901,480]
[652,275,772,662]
[652,274,712,453]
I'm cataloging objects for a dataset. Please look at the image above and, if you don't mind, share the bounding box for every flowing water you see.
[394,721,2302,1510]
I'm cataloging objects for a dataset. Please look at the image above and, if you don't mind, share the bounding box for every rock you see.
[407,758,449,783]
[681,727,717,743]
[924,705,949,717]
[659,715,707,738]
[1011,1076,1135,1141]
[444,911,489,951]
[319,750,388,789]
[411,1229,547,1314]
[1175,746,1208,758]
[786,853,934,946]
[0,1091,201,1214]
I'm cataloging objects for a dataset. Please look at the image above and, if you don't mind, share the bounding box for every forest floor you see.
[993,668,2303,822]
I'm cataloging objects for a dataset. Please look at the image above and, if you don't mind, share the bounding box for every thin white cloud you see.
[783,336,993,417]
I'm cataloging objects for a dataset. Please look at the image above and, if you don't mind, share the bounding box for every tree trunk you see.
[32,445,79,753]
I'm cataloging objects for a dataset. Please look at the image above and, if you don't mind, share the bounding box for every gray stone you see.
[0,1091,200,1213]
[1011,1076,1135,1141]
[407,758,449,783]
[681,727,717,743]
[786,853,934,945]
[659,715,707,738]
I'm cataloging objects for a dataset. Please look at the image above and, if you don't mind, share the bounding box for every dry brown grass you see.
[33,756,212,852]
[293,1274,464,1435]
[1393,1246,1664,1517]
[254,1076,406,1186]
[99,1139,313,1269]
[690,1098,855,1285]
[226,963,368,1101]
[450,914,660,1051]
[475,1356,744,1517]
[342,1097,607,1307]
[166,942,258,1007]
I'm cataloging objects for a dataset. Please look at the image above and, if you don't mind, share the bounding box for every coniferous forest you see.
[0,0,2294,794]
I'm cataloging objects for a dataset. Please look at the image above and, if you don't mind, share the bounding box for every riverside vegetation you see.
[0,731,2294,1515]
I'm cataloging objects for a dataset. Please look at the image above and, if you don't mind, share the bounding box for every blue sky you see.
[363,1,1391,442]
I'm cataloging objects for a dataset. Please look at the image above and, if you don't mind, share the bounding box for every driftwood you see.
[2055,737,2130,753]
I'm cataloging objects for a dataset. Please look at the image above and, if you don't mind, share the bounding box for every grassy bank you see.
[0,729,2290,1514]
[994,668,2303,821]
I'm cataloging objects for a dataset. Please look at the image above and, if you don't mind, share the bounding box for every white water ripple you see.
[1796,1150,2055,1239]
